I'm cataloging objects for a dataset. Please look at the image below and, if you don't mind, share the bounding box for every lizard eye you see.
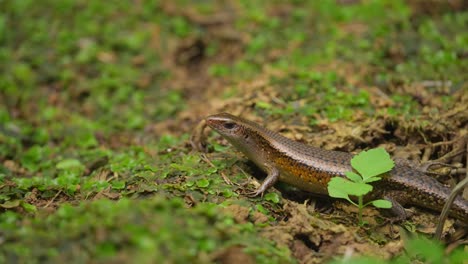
[223,122,236,130]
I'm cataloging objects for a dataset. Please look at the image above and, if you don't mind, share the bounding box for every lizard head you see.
[205,113,267,165]
[204,113,275,171]
[205,112,266,153]
[205,113,246,140]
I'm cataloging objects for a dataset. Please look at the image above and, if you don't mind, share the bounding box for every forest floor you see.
[1,1,467,263]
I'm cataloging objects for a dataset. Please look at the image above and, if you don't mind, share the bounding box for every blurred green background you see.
[1,1,467,263]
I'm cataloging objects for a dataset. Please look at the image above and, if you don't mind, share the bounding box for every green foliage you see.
[196,178,210,188]
[0,197,294,263]
[328,148,394,225]
[1,0,185,138]
[330,234,466,264]
[328,177,373,201]
[255,71,373,122]
[264,192,280,204]
[109,148,150,175]
[56,158,85,172]
[110,180,126,190]
[351,148,395,181]
[1,0,466,262]
[20,145,49,172]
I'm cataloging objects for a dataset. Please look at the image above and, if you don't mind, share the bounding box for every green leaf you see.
[256,204,268,214]
[264,192,280,204]
[77,132,98,148]
[96,242,117,258]
[345,171,362,182]
[404,236,444,263]
[196,179,210,188]
[222,189,234,198]
[256,101,272,109]
[185,181,195,187]
[370,199,392,209]
[351,148,394,180]
[327,178,352,202]
[328,177,353,203]
[363,177,382,183]
[21,202,37,213]
[183,154,201,166]
[450,247,468,264]
[111,180,126,190]
[56,159,84,170]
[328,177,373,198]
[20,145,44,172]
[0,200,20,208]
[206,167,218,174]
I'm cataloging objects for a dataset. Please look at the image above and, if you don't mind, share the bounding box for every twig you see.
[434,143,468,240]
[433,149,465,164]
[445,239,468,254]
[421,146,432,163]
[200,153,233,185]
[430,139,458,147]
[43,190,62,208]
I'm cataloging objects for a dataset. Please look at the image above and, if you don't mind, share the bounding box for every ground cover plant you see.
[1,0,467,263]
[327,148,394,226]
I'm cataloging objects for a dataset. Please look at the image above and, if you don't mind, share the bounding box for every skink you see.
[203,112,468,221]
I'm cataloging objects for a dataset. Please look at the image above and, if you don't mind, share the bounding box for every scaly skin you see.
[205,112,468,221]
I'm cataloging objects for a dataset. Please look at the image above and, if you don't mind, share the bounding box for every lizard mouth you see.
[205,113,241,134]
[204,116,219,129]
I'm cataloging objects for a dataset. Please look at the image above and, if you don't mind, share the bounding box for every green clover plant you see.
[327,148,394,226]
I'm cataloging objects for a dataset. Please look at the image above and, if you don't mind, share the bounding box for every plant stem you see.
[358,195,363,226]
